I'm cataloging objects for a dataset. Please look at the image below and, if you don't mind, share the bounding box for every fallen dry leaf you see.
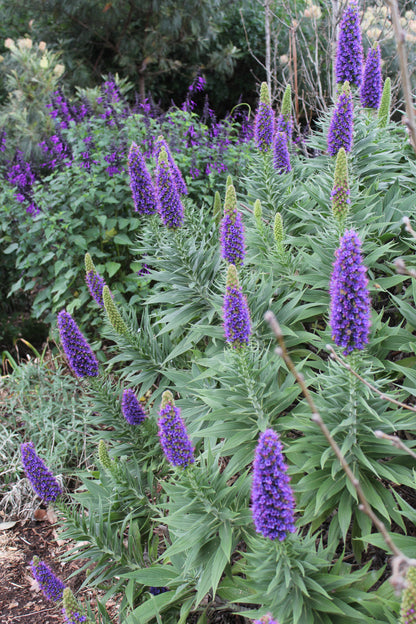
[0,521,17,531]
[33,509,47,522]
[46,508,58,524]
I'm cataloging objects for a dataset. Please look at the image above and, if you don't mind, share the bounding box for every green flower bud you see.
[161,390,175,410]
[226,263,240,289]
[98,440,113,470]
[377,77,391,128]
[253,199,262,226]
[273,212,284,244]
[280,84,291,119]
[401,566,416,624]
[260,81,271,106]
[103,286,128,336]
[224,184,237,218]
[331,147,350,222]
[84,252,95,274]
[213,191,222,225]
[226,174,233,189]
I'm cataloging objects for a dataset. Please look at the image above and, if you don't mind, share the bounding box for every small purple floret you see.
[21,442,62,502]
[158,402,194,468]
[360,44,382,109]
[57,310,99,378]
[273,132,291,174]
[335,1,363,87]
[31,557,65,602]
[121,389,146,425]
[329,229,371,355]
[128,142,157,215]
[63,613,87,624]
[251,429,296,541]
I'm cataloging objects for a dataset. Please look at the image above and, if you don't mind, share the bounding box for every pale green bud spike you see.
[98,440,112,470]
[103,286,129,336]
[260,81,271,106]
[226,264,239,289]
[224,184,237,218]
[341,81,351,97]
[331,147,350,222]
[213,191,222,224]
[400,566,416,624]
[85,252,95,274]
[253,199,262,225]
[333,147,348,189]
[280,84,291,118]
[63,588,92,624]
[377,77,391,128]
[158,146,168,167]
[32,555,40,566]
[161,390,175,410]
[226,174,233,188]
[273,212,284,244]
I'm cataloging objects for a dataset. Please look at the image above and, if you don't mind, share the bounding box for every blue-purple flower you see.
[327,82,353,156]
[251,429,296,541]
[57,310,99,378]
[329,229,371,355]
[158,391,194,468]
[21,442,62,502]
[128,142,157,215]
[31,556,65,601]
[273,132,291,174]
[223,264,251,348]
[220,184,245,265]
[121,389,146,425]
[360,43,382,109]
[155,147,185,229]
[254,82,275,152]
[154,135,188,196]
[335,1,363,87]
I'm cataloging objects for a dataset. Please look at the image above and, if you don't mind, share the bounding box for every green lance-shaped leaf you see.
[224,183,237,218]
[377,77,391,128]
[226,174,233,188]
[98,439,113,470]
[103,286,129,336]
[331,147,350,223]
[280,84,291,119]
[213,191,222,224]
[253,199,262,227]
[273,212,284,244]
[161,389,175,410]
[400,566,416,624]
[260,81,271,106]
[84,252,95,274]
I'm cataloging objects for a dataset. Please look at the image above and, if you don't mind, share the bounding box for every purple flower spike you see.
[329,229,371,355]
[335,1,363,87]
[158,391,194,468]
[31,556,65,602]
[273,132,291,174]
[327,82,354,156]
[155,147,185,229]
[154,135,188,196]
[220,184,245,265]
[128,142,157,215]
[85,270,105,307]
[360,43,382,109]
[251,429,296,541]
[121,389,146,425]
[57,310,99,378]
[254,82,275,152]
[21,442,62,502]
[223,264,251,348]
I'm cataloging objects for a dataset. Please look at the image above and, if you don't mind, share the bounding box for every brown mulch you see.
[0,513,119,624]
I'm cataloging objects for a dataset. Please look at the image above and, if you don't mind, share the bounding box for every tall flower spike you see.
[360,43,382,109]
[213,190,222,225]
[223,264,251,348]
[329,229,371,355]
[128,142,157,215]
[21,442,62,502]
[84,252,105,307]
[327,81,353,156]
[331,147,350,222]
[103,286,129,335]
[254,82,275,152]
[121,388,146,425]
[276,84,292,140]
[273,132,291,174]
[157,391,194,468]
[273,212,283,245]
[98,440,113,470]
[31,556,65,602]
[57,310,99,377]
[378,77,391,128]
[154,135,188,195]
[155,147,185,229]
[335,1,363,87]
[253,199,262,227]
[63,587,91,624]
[251,429,296,541]
[220,184,245,265]
[400,566,416,624]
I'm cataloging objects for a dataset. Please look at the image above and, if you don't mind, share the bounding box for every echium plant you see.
[335,0,363,87]
[223,264,251,348]
[157,391,194,468]
[327,81,353,156]
[401,566,416,624]
[378,77,391,128]
[21,442,62,502]
[154,135,188,196]
[360,43,382,109]
[329,229,371,355]
[84,252,106,307]
[254,82,274,152]
[251,429,296,541]
[331,147,350,224]
[276,84,292,141]
[57,310,99,377]
[273,132,291,174]
[30,556,65,602]
[121,388,146,425]
[155,146,185,229]
[220,183,245,265]
[127,141,157,215]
